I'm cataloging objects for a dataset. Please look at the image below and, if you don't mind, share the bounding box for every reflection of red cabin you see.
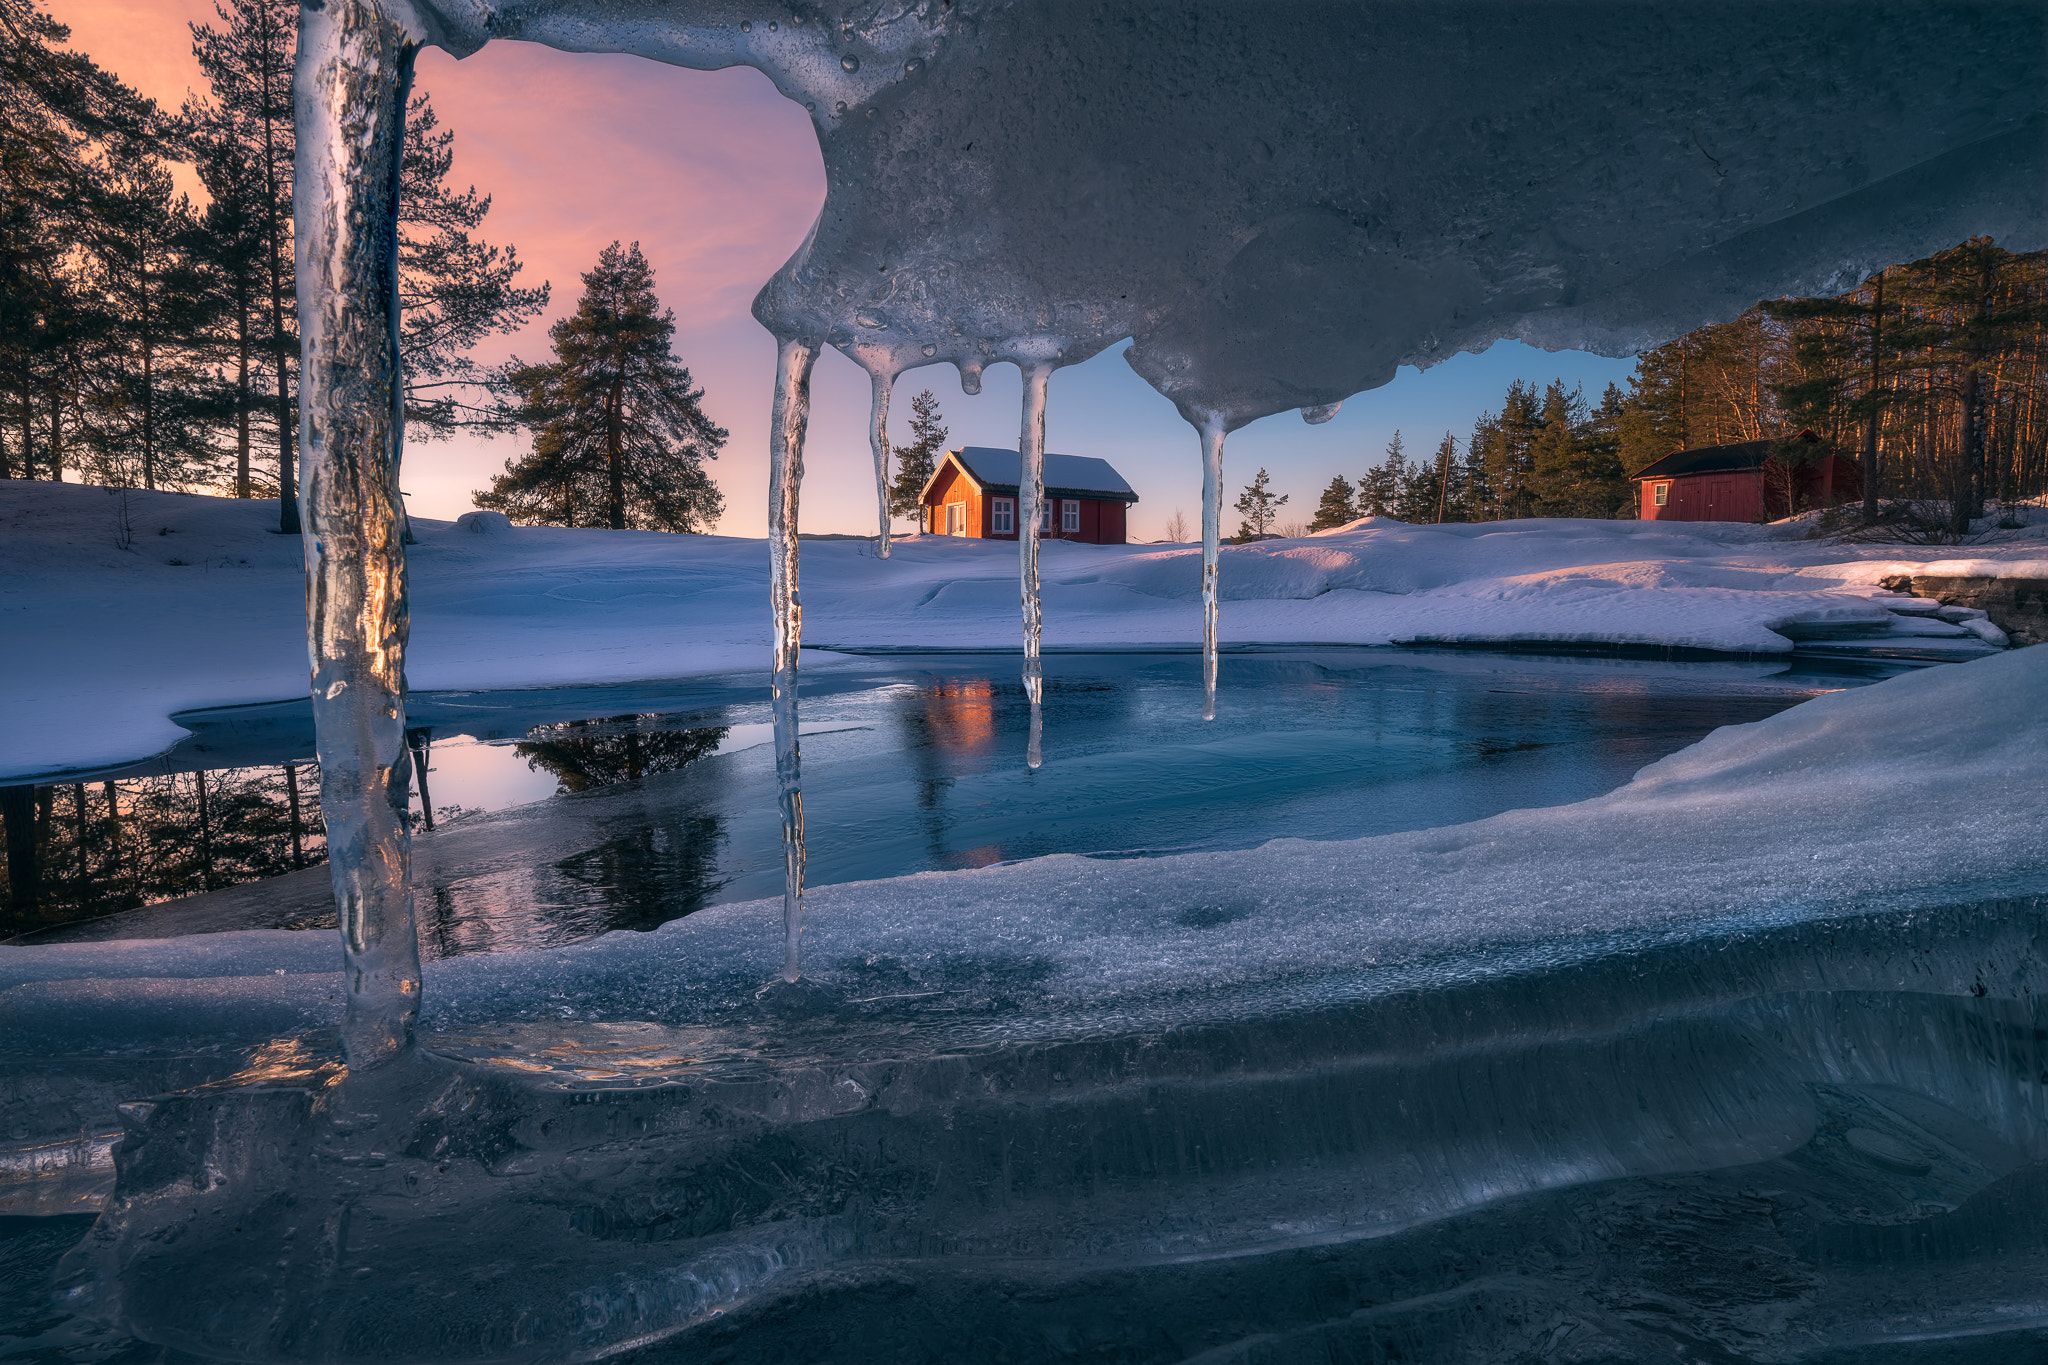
[919,446,1138,545]
[1633,431,1862,522]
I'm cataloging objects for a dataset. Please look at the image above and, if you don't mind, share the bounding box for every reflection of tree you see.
[514,720,728,793]
[539,814,730,938]
[509,720,736,942]
[1,765,328,933]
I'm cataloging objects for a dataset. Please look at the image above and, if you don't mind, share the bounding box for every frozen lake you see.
[3,649,2045,1363]
[3,650,1892,955]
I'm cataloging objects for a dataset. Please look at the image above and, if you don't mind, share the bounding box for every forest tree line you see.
[1306,239,2048,537]
[2,0,549,527]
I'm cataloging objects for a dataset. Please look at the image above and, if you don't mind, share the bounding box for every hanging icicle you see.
[295,0,422,1067]
[768,336,817,982]
[1017,361,1050,769]
[867,367,894,559]
[1198,413,1226,722]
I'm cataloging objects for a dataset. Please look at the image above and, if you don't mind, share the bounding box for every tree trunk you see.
[139,249,158,490]
[194,769,214,890]
[1862,270,1884,520]
[607,375,625,530]
[2,786,39,920]
[46,382,62,484]
[407,730,434,831]
[73,784,88,893]
[236,279,253,498]
[284,763,304,867]
[103,781,123,891]
[261,0,299,534]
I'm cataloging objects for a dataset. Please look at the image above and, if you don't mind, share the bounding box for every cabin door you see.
[945,502,966,536]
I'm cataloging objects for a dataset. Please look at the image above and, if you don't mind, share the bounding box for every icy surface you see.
[3,483,2039,782]
[9,647,2046,1361]
[422,1,2047,431]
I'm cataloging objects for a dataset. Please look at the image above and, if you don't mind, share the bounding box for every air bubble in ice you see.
[841,54,859,72]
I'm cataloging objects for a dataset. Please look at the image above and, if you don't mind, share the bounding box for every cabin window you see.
[991,497,1015,534]
[1039,499,1054,532]
[945,502,966,536]
[1653,482,1670,507]
[1062,500,1081,533]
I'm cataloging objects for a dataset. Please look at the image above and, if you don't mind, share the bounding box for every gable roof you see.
[925,447,1139,504]
[1632,431,1828,481]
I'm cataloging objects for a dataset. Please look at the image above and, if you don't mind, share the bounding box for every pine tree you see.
[1425,431,1461,523]
[186,4,541,521]
[1308,473,1357,531]
[0,0,157,483]
[887,388,947,523]
[1360,430,1405,516]
[1233,466,1287,540]
[1460,414,1497,520]
[77,159,217,489]
[479,242,725,533]
[1486,381,1543,519]
[187,0,298,529]
[396,96,549,439]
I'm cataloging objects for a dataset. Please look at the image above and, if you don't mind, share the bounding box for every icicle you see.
[1198,413,1226,722]
[768,336,817,982]
[1017,361,1050,769]
[867,367,893,559]
[294,0,421,1067]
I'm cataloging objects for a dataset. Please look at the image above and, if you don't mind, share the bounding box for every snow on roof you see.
[946,447,1139,502]
[1633,432,1832,482]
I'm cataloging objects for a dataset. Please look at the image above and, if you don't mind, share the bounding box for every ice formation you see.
[291,0,2045,1035]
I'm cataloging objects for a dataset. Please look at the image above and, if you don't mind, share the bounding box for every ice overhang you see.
[402,0,2046,428]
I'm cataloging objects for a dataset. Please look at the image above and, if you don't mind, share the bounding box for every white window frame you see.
[945,501,966,536]
[1652,482,1670,507]
[991,497,1015,535]
[1039,499,1054,532]
[1062,499,1081,533]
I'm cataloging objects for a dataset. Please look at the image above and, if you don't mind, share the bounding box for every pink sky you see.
[54,2,1636,539]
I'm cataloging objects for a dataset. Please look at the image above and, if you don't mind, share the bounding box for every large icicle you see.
[768,336,817,982]
[1197,414,1226,722]
[867,368,893,559]
[293,0,422,1067]
[1016,362,1050,770]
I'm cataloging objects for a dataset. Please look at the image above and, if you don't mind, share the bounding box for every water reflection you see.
[0,717,730,941]
[6,652,1901,958]
[1,766,326,933]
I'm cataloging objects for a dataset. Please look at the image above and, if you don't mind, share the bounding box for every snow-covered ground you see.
[3,480,2044,781]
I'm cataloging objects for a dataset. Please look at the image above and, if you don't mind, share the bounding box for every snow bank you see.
[5,482,2043,781]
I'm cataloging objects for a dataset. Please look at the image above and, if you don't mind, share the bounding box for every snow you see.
[3,480,2043,782]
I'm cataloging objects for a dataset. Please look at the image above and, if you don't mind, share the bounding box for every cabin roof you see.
[927,447,1140,503]
[1632,430,1827,481]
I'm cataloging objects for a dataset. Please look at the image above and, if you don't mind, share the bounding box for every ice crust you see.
[425,1,2047,431]
[28,644,2048,1361]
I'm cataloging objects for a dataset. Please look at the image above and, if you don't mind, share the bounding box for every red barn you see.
[1633,431,1862,522]
[919,446,1138,544]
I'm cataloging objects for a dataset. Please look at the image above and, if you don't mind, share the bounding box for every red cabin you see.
[919,446,1138,544]
[1633,431,1862,522]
